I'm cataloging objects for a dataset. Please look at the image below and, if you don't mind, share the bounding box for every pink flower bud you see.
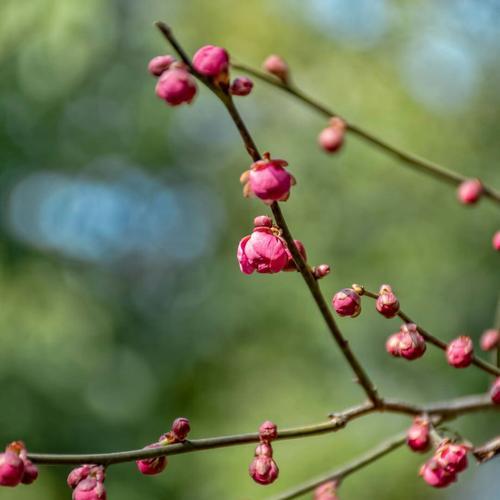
[243,154,294,204]
[446,336,473,368]
[192,45,229,77]
[398,323,426,360]
[406,417,430,452]
[155,68,197,106]
[72,476,107,500]
[136,443,167,475]
[318,118,346,154]
[171,417,191,442]
[258,421,278,442]
[20,459,38,485]
[376,284,400,318]
[480,329,500,351]
[0,450,24,487]
[254,443,273,457]
[313,264,331,279]
[457,178,483,205]
[435,441,469,473]
[237,227,288,274]
[263,55,289,83]
[493,230,500,251]
[253,215,273,228]
[148,55,176,76]
[249,455,279,485]
[230,77,253,96]
[420,458,457,488]
[332,288,361,318]
[490,377,500,404]
[68,465,91,489]
[386,332,403,357]
[284,240,307,271]
[314,481,338,500]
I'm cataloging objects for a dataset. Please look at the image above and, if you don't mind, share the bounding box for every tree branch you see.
[231,63,500,206]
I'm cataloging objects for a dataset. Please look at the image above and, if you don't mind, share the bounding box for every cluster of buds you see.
[249,421,279,485]
[318,117,346,154]
[386,323,426,360]
[446,336,473,368]
[136,417,191,476]
[375,284,400,318]
[314,480,339,499]
[457,178,483,205]
[0,441,38,488]
[67,465,106,500]
[150,44,254,106]
[240,152,296,204]
[420,440,470,488]
[406,417,431,452]
[237,215,315,275]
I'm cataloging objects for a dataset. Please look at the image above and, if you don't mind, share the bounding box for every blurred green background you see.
[0,0,499,498]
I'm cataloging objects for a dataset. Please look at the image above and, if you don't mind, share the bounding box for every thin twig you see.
[362,288,500,377]
[155,21,382,407]
[231,63,500,205]
[268,432,407,500]
[473,436,500,464]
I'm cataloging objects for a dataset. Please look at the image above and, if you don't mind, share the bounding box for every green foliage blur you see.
[0,0,499,498]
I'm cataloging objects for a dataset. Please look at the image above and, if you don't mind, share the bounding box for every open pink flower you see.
[446,336,473,368]
[237,226,288,274]
[241,153,295,204]
[155,68,197,106]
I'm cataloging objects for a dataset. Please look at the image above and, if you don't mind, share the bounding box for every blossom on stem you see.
[263,55,289,83]
[240,153,295,204]
[68,465,106,500]
[386,324,426,360]
[420,458,457,488]
[0,441,38,488]
[171,417,191,442]
[314,481,338,500]
[148,55,176,76]
[136,443,167,475]
[375,284,400,318]
[192,45,229,78]
[434,441,469,474]
[446,336,473,368]
[313,264,331,279]
[490,377,500,404]
[332,288,361,318]
[480,329,500,351]
[230,77,253,96]
[249,455,279,485]
[457,178,483,205]
[318,117,346,154]
[155,67,197,106]
[258,421,278,442]
[237,225,288,274]
[406,417,430,452]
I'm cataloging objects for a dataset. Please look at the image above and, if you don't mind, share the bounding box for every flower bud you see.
[254,443,273,457]
[171,417,191,442]
[67,465,91,489]
[490,377,500,404]
[314,481,338,500]
[435,441,469,473]
[457,178,483,205]
[136,444,167,475]
[398,323,426,360]
[20,460,38,485]
[283,240,307,271]
[420,458,457,488]
[480,329,500,351]
[155,68,197,106]
[313,264,331,279]
[192,45,229,77]
[253,215,273,228]
[148,55,176,76]
[258,421,278,442]
[332,288,361,318]
[237,226,288,274]
[446,336,473,368]
[72,476,107,500]
[318,118,346,154]
[386,332,403,357]
[243,154,294,204]
[0,449,24,487]
[230,77,253,96]
[493,230,500,251]
[406,417,430,452]
[263,55,289,83]
[376,284,400,318]
[249,455,279,485]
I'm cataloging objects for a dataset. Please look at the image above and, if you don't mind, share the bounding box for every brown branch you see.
[268,432,407,500]
[361,287,500,377]
[473,436,500,464]
[231,63,500,205]
[154,21,382,407]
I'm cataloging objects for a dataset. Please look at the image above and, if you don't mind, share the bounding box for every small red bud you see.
[136,444,167,475]
[457,178,482,205]
[230,77,254,96]
[313,264,331,279]
[480,329,500,351]
[148,55,176,76]
[406,417,430,452]
[490,377,500,404]
[314,481,338,500]
[420,458,457,488]
[263,55,289,83]
[493,231,500,251]
[171,417,191,442]
[249,455,279,485]
[155,68,197,106]
[435,441,469,474]
[318,118,346,154]
[446,336,473,368]
[258,421,278,442]
[192,45,229,77]
[376,284,400,318]
[253,215,273,228]
[332,288,361,318]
